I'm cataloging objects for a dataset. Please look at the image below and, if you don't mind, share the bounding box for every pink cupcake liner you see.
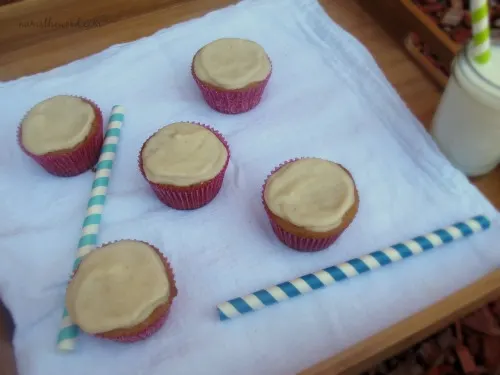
[139,123,230,210]
[262,158,346,253]
[191,60,272,114]
[69,240,177,343]
[266,218,342,253]
[17,96,104,177]
[97,309,170,343]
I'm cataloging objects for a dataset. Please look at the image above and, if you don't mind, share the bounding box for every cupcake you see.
[192,38,272,114]
[66,240,177,343]
[262,158,359,252]
[18,95,103,177]
[139,122,230,210]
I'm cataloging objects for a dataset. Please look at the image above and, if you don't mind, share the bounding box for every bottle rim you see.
[461,38,500,91]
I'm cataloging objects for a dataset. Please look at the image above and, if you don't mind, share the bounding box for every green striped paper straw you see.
[56,105,125,351]
[471,0,492,64]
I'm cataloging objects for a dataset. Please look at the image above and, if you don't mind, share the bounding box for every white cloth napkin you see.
[1,0,499,374]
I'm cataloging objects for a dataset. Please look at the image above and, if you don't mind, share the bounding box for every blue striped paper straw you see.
[217,215,491,321]
[56,105,125,351]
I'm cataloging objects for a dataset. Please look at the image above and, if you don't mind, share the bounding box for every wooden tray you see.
[301,270,500,375]
[359,0,500,211]
[0,1,499,374]
[315,1,500,373]
[360,0,460,70]
[404,33,449,89]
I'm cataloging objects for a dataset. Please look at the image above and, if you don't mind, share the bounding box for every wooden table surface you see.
[1,0,499,374]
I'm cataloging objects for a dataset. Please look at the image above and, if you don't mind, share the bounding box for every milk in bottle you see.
[431,40,500,177]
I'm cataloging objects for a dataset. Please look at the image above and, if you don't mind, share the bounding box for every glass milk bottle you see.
[431,39,500,177]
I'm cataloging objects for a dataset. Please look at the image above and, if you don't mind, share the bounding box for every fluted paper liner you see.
[191,58,272,114]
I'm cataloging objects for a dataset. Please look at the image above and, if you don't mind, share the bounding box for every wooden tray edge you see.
[400,0,461,55]
[404,34,449,89]
[300,269,500,375]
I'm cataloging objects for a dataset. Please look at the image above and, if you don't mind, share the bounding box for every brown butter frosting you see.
[66,241,170,334]
[193,38,271,90]
[264,158,355,232]
[142,122,228,186]
[21,96,95,155]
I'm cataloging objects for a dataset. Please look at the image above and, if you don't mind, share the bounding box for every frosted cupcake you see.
[66,240,177,343]
[192,38,272,114]
[18,95,103,176]
[139,122,230,210]
[263,158,359,252]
